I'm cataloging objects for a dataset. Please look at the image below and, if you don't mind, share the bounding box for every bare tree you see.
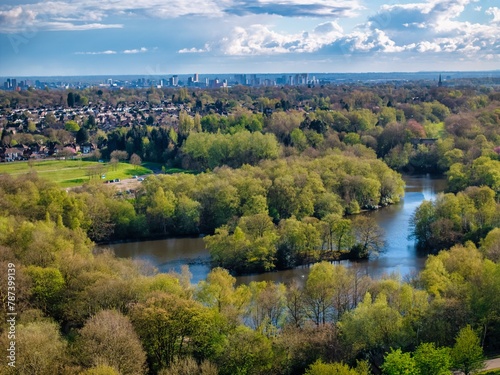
[110,150,129,161]
[130,153,142,169]
[77,310,147,375]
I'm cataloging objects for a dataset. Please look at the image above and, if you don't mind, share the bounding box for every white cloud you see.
[218,21,344,55]
[486,7,500,23]
[225,0,364,18]
[76,47,153,55]
[178,44,211,53]
[123,47,148,54]
[193,0,499,62]
[75,50,117,55]
[0,0,364,33]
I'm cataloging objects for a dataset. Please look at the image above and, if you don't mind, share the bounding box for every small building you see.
[4,148,22,161]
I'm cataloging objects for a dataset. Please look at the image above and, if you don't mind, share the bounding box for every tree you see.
[305,262,336,325]
[26,266,65,315]
[215,326,274,375]
[130,153,142,169]
[68,92,75,107]
[110,150,129,162]
[146,187,176,234]
[79,366,120,375]
[131,293,218,373]
[76,127,90,145]
[480,227,500,262]
[305,360,364,375]
[77,310,146,375]
[159,356,218,375]
[381,348,419,375]
[351,216,385,259]
[451,325,485,375]
[65,120,81,132]
[339,293,405,360]
[0,320,68,375]
[413,342,451,375]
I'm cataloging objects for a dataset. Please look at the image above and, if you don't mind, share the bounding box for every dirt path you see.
[484,357,500,371]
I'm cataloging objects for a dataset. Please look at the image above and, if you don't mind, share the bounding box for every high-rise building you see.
[193,73,199,82]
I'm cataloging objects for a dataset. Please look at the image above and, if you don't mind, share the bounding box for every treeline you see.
[1,210,499,374]
[2,83,500,178]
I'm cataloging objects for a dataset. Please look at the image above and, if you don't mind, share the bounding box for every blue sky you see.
[0,0,499,76]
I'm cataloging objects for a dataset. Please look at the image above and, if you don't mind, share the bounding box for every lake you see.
[108,174,447,284]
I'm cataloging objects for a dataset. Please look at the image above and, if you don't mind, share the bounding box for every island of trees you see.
[0,78,499,374]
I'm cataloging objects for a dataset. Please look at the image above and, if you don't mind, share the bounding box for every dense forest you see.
[1,80,500,374]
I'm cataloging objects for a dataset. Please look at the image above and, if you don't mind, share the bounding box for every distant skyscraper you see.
[438,74,443,87]
[193,73,199,82]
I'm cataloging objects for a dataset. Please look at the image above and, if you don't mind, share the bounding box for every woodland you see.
[0,79,499,374]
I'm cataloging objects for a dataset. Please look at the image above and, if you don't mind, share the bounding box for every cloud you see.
[75,47,151,55]
[193,0,498,62]
[0,0,364,33]
[217,21,344,55]
[486,7,500,23]
[0,2,123,32]
[178,44,211,53]
[225,0,363,18]
[75,50,117,55]
[123,47,148,54]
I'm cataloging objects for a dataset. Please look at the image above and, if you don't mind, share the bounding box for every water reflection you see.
[109,174,446,285]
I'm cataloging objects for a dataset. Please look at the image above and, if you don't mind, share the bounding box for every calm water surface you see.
[109,174,446,284]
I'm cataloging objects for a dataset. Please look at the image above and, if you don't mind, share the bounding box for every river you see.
[108,174,447,285]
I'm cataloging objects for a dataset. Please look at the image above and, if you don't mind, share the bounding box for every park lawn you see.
[0,159,152,188]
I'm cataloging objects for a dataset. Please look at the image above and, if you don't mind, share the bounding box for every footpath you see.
[484,357,500,371]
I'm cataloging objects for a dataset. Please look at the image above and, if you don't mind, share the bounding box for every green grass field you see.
[0,159,153,188]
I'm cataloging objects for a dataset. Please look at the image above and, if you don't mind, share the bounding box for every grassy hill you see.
[0,159,153,187]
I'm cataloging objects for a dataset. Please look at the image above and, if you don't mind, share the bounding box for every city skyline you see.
[0,0,499,76]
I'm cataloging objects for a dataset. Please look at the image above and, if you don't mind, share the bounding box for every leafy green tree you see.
[131,293,219,373]
[291,128,308,151]
[451,325,485,375]
[146,187,176,234]
[65,120,81,132]
[305,262,336,325]
[26,266,65,315]
[339,293,405,360]
[480,227,500,262]
[216,326,274,375]
[305,360,362,375]
[413,342,451,375]
[381,348,419,375]
[196,267,249,322]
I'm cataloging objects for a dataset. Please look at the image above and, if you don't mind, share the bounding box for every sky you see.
[0,0,499,76]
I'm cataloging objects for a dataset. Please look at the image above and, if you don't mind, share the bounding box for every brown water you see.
[108,174,446,284]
